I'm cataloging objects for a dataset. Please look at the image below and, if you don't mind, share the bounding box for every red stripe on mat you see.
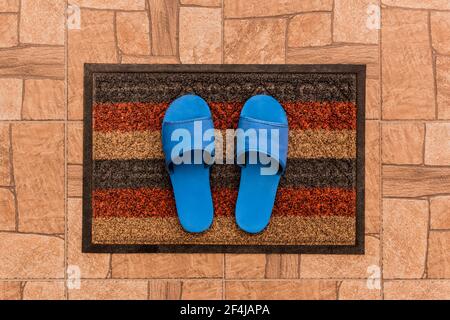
[93,101,356,132]
[93,102,168,132]
[92,187,355,218]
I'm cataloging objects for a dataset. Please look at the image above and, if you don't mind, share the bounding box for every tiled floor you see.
[0,0,449,300]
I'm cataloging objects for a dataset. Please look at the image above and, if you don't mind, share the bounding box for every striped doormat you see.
[83,64,365,254]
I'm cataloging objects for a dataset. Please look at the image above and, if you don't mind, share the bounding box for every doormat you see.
[83,64,365,254]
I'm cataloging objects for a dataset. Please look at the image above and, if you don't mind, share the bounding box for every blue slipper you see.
[162,94,215,233]
[235,95,288,233]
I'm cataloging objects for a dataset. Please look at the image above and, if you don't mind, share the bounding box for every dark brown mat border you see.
[83,64,365,254]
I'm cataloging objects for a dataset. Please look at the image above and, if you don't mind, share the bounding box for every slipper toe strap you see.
[162,117,215,173]
[236,117,288,174]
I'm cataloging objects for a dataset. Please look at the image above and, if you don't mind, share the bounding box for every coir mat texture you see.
[83,64,365,254]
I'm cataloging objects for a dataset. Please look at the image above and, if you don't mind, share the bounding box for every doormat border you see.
[82,64,366,254]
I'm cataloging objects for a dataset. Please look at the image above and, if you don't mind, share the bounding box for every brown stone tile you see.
[300,236,380,278]
[0,282,21,300]
[112,254,223,278]
[116,11,150,56]
[69,0,145,10]
[148,280,172,299]
[150,280,212,300]
[383,199,428,279]
[366,121,380,234]
[225,254,266,279]
[265,254,300,279]
[0,124,11,186]
[0,0,19,12]
[437,56,450,119]
[68,9,117,120]
[181,280,222,300]
[224,0,333,18]
[23,281,65,300]
[68,165,82,198]
[382,0,450,10]
[427,231,450,279]
[179,7,221,64]
[0,188,15,231]
[366,79,380,119]
[68,122,83,164]
[12,123,64,234]
[20,0,65,45]
[381,122,424,165]
[280,254,300,278]
[384,280,450,300]
[0,14,18,47]
[381,8,434,120]
[264,254,281,279]
[430,196,450,230]
[121,55,179,64]
[383,166,450,198]
[0,46,64,78]
[338,280,381,300]
[0,232,64,278]
[224,18,286,64]
[425,123,450,165]
[333,0,378,44]
[166,281,183,299]
[288,13,331,47]
[22,79,64,120]
[225,280,337,300]
[69,280,148,300]
[287,45,379,78]
[0,78,22,120]
[148,0,177,56]
[431,12,450,55]
[148,280,184,299]
[68,199,110,278]
[181,0,221,6]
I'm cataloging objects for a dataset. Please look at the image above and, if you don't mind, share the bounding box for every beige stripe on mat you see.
[93,129,356,160]
[92,215,356,246]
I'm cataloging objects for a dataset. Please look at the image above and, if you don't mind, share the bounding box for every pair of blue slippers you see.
[162,94,288,234]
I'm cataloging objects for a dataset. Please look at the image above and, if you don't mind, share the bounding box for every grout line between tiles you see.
[423,122,427,164]
[427,11,439,120]
[113,12,121,63]
[7,125,19,233]
[20,79,25,120]
[221,0,224,65]
[381,5,450,13]
[176,0,180,59]
[331,0,335,43]
[16,0,21,44]
[336,280,342,300]
[224,11,332,20]
[19,281,25,300]
[422,198,432,279]
[179,4,221,9]
[145,0,152,56]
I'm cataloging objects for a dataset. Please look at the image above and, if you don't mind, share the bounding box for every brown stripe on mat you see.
[92,129,356,160]
[93,71,357,104]
[92,215,356,245]
[93,130,163,160]
[92,158,356,189]
[92,187,355,218]
[92,101,356,132]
